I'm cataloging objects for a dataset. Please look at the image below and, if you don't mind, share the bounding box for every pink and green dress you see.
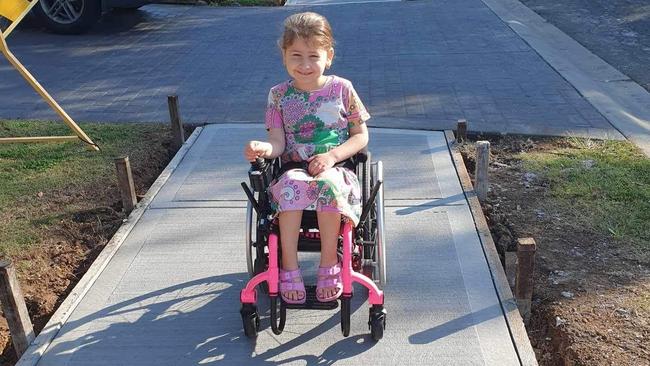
[265,75,371,226]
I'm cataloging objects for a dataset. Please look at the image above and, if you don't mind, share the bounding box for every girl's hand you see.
[244,140,270,162]
[307,152,336,176]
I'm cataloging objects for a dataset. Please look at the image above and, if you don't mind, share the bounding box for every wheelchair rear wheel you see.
[364,161,387,288]
[373,161,387,288]
[245,201,269,292]
[245,201,256,277]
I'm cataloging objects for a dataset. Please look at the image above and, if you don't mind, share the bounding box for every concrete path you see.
[17,125,534,365]
[0,0,630,141]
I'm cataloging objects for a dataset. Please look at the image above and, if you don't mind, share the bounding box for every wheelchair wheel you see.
[246,201,269,293]
[369,304,387,341]
[240,303,260,338]
[360,156,374,261]
[373,161,387,288]
[341,296,351,337]
[270,295,286,335]
[245,201,256,277]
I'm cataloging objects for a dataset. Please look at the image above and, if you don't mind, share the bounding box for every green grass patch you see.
[0,120,171,256]
[521,138,650,247]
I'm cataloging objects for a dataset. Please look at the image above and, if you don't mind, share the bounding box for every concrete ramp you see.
[19,125,532,365]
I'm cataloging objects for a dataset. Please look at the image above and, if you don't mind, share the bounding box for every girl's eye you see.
[310,55,319,59]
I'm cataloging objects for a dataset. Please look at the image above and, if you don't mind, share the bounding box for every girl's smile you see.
[283,37,334,92]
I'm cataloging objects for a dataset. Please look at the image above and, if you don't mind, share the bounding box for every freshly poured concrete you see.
[30,125,524,365]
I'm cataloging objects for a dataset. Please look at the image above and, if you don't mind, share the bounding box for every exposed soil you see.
[2,131,648,365]
[0,126,194,366]
[460,135,650,366]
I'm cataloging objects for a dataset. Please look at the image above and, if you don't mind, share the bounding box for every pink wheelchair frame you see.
[239,154,387,340]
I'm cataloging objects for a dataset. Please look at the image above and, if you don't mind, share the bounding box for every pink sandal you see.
[316,262,343,302]
[279,268,306,304]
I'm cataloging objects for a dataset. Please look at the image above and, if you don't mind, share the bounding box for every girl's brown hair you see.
[279,12,335,51]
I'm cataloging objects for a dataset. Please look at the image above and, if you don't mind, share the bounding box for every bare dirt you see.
[460,135,650,366]
[2,131,648,365]
[0,127,191,366]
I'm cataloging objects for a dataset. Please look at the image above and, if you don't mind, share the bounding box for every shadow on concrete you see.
[408,303,503,344]
[37,273,374,365]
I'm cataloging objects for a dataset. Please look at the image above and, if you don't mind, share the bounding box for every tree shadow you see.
[34,273,376,365]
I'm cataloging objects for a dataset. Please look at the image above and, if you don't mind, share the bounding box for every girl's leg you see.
[279,210,303,301]
[317,211,342,299]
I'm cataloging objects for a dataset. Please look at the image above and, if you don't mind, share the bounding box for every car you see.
[32,0,151,34]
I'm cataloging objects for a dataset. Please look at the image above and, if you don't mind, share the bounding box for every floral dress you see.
[265,75,370,226]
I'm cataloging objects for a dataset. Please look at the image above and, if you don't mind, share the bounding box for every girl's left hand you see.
[307,153,336,176]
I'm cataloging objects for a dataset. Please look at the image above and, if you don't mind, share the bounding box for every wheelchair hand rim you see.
[375,160,387,288]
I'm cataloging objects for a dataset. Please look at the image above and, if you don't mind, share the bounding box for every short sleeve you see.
[343,83,370,128]
[265,89,283,130]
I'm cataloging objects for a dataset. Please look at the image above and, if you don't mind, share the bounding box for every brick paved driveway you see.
[0,1,620,138]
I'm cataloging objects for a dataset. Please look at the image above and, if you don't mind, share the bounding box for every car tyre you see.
[33,0,101,34]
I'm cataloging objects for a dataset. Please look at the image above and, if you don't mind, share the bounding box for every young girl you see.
[244,12,370,304]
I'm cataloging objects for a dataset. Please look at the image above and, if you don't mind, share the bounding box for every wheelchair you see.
[239,149,387,341]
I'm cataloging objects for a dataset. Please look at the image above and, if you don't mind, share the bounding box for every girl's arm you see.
[307,123,369,176]
[244,128,285,162]
[328,123,369,162]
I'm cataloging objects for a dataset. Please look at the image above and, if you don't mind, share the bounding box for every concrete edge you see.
[15,127,205,366]
[284,0,399,6]
[443,130,538,366]
[480,0,650,157]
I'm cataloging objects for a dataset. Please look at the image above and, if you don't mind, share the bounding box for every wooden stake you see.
[167,95,185,151]
[474,141,490,201]
[114,156,137,214]
[505,251,517,289]
[515,238,536,324]
[0,260,35,357]
[456,119,467,143]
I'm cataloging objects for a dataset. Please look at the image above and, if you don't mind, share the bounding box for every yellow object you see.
[0,0,99,150]
[0,0,37,37]
[0,0,29,21]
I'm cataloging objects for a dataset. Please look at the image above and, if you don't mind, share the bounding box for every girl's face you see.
[283,37,333,92]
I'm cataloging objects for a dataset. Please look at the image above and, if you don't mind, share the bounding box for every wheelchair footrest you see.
[283,286,338,310]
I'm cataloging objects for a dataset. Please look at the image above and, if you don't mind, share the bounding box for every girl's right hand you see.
[244,140,270,162]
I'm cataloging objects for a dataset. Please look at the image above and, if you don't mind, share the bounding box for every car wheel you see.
[32,0,101,34]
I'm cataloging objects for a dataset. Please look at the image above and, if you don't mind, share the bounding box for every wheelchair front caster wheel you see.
[241,304,260,338]
[369,305,386,341]
[270,295,286,335]
[340,296,351,337]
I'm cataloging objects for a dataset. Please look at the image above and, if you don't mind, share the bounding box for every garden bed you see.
[458,135,649,365]
[0,121,192,366]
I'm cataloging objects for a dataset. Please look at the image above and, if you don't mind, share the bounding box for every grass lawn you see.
[461,135,649,365]
[520,138,649,248]
[0,120,172,256]
[0,119,176,364]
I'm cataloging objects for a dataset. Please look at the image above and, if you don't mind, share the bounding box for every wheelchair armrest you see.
[354,146,369,163]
